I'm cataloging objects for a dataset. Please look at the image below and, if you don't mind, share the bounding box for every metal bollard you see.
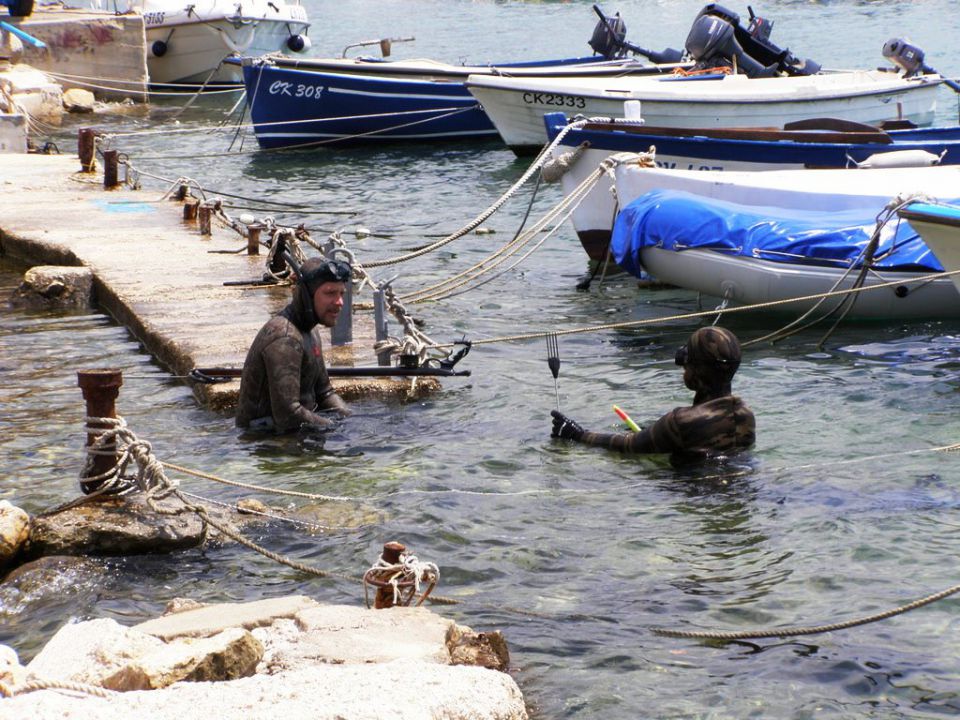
[183,197,199,222]
[77,369,123,495]
[372,542,406,609]
[78,128,97,173]
[247,223,262,255]
[103,149,119,189]
[373,289,391,366]
[331,277,353,346]
[198,202,212,236]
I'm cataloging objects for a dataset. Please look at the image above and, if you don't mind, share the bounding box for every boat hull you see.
[639,246,959,319]
[548,118,960,260]
[468,70,942,154]
[899,203,960,294]
[241,61,498,148]
[147,15,309,84]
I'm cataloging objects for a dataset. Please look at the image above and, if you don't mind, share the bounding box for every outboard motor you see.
[686,4,820,77]
[589,5,684,64]
[883,37,960,92]
[684,11,778,77]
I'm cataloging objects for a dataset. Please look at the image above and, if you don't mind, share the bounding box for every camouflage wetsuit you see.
[235,288,347,433]
[578,395,755,456]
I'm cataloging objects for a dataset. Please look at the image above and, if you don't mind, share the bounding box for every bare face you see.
[312,281,346,328]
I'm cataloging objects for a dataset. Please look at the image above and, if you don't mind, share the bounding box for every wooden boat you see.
[899,202,960,294]
[235,6,684,149]
[469,68,943,155]
[608,162,960,319]
[543,112,960,261]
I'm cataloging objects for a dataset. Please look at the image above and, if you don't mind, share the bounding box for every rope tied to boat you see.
[541,141,590,183]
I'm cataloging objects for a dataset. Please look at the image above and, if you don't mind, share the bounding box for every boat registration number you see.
[269,80,325,99]
[521,92,586,109]
[144,11,166,25]
[288,5,308,21]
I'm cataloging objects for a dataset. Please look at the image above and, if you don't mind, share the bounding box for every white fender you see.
[856,149,945,169]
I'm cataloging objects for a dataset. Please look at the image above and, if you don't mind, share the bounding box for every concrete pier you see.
[0,152,440,412]
[3,8,148,102]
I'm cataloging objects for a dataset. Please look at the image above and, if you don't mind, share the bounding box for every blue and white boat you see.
[236,5,686,149]
[899,201,960,294]
[546,113,960,261]
[606,162,960,319]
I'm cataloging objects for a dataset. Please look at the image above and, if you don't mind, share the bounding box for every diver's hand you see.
[551,410,584,441]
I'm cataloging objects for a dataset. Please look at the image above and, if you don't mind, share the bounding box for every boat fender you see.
[854,149,944,169]
[541,142,589,183]
[287,34,311,53]
[150,40,168,58]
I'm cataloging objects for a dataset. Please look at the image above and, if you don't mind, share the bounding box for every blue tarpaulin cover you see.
[610,189,947,279]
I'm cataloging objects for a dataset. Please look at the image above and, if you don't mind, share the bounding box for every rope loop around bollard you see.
[362,552,440,609]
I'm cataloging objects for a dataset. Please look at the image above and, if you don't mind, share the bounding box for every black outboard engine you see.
[685,4,820,77]
[589,5,685,64]
[685,9,778,77]
[588,8,629,59]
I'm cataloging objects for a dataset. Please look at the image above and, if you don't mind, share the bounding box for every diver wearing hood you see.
[236,257,353,433]
[550,326,755,460]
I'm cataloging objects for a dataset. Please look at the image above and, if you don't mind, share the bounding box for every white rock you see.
[62,88,96,114]
[0,500,30,569]
[0,644,27,691]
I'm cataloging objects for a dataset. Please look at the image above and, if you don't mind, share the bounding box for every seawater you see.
[3,1,960,717]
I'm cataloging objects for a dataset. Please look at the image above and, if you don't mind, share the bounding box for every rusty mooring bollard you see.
[247,223,262,255]
[78,128,97,173]
[198,202,212,236]
[372,541,406,609]
[77,369,123,495]
[103,149,119,189]
[183,197,199,222]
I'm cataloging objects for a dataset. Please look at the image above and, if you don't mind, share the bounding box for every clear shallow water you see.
[4,1,960,717]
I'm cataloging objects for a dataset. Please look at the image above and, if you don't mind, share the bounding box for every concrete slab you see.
[5,8,149,102]
[0,153,440,412]
[134,596,321,640]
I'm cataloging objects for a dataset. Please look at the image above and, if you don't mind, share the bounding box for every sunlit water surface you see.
[4,1,960,717]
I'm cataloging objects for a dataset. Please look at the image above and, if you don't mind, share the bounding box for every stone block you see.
[13,265,94,309]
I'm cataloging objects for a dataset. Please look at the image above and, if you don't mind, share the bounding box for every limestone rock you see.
[12,265,94,309]
[448,627,511,672]
[162,598,207,616]
[26,617,166,688]
[0,501,30,570]
[0,644,27,693]
[25,495,206,559]
[62,88,96,113]
[102,627,263,691]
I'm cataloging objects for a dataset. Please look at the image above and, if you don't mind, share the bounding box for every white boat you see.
[62,0,311,84]
[899,202,960,294]
[608,161,960,319]
[468,68,943,155]
[544,111,957,262]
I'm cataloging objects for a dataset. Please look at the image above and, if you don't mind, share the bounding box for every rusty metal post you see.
[78,128,96,173]
[374,541,406,609]
[183,197,199,222]
[103,149,119,189]
[247,223,262,255]
[198,202,212,236]
[77,369,123,495]
[176,184,189,201]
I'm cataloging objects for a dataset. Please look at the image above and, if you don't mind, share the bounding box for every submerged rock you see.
[12,266,94,309]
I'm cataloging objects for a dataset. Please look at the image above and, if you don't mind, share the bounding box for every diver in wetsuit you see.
[551,326,755,461]
[236,257,352,434]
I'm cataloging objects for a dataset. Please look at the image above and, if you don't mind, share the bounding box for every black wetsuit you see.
[235,290,348,433]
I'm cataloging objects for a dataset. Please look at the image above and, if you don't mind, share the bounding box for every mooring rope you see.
[654,581,960,641]
[0,677,118,698]
[426,267,960,349]
[362,119,590,269]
